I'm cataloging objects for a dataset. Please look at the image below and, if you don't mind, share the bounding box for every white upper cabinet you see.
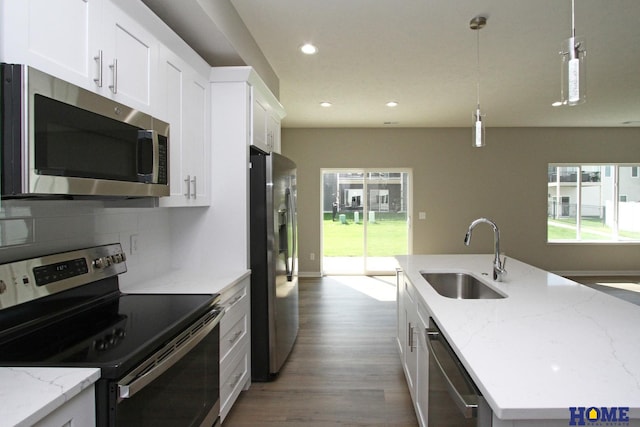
[97,0,158,113]
[1,0,100,87]
[1,0,158,115]
[211,66,286,154]
[159,49,210,207]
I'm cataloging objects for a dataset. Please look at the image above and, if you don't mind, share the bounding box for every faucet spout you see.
[464,217,507,281]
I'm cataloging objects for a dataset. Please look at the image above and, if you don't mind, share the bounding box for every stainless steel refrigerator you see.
[249,149,299,381]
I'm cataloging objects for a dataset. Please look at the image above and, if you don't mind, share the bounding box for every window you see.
[548,164,640,242]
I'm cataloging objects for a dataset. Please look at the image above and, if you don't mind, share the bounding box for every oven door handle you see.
[118,308,224,401]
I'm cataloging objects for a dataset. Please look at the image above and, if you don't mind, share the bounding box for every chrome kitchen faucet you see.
[464,217,507,281]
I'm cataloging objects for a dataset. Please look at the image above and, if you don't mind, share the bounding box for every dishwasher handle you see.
[425,328,479,418]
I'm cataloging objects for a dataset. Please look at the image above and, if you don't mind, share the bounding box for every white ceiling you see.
[151,0,640,128]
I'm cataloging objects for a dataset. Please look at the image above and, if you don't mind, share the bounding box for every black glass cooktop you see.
[0,292,218,378]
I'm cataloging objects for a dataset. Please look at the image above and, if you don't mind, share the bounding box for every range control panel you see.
[0,243,127,310]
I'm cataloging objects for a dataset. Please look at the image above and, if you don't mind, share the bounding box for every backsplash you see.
[0,199,172,286]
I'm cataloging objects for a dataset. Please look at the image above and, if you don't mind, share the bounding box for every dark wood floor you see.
[222,276,418,426]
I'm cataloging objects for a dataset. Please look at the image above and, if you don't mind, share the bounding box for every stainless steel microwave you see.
[0,64,169,198]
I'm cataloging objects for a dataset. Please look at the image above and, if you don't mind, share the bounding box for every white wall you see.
[0,200,172,287]
[282,127,640,276]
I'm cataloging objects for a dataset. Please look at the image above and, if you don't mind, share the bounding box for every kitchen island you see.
[396,254,640,426]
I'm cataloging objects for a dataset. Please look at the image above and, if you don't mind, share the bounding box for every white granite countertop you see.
[0,367,100,427]
[121,269,250,295]
[0,270,249,426]
[396,254,640,421]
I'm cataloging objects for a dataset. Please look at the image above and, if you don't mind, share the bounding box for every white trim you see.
[553,270,640,277]
[298,271,323,278]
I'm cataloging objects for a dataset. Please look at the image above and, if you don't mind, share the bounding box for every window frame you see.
[548,163,640,244]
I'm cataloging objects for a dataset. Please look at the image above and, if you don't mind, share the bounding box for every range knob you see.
[93,256,113,269]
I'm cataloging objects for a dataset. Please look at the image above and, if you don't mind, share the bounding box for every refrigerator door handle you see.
[284,188,295,282]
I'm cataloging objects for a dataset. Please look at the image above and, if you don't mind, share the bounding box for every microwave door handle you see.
[118,310,223,400]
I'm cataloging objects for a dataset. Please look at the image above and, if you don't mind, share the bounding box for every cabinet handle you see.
[184,175,191,199]
[109,58,118,94]
[191,176,197,199]
[228,373,243,388]
[93,50,103,87]
[226,295,243,311]
[228,330,243,344]
[408,323,417,352]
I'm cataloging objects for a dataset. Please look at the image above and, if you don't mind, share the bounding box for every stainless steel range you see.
[0,243,223,427]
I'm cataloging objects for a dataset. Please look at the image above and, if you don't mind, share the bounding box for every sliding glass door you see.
[322,169,411,275]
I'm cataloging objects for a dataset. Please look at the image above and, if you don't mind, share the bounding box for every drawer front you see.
[220,279,249,313]
[220,307,249,363]
[220,341,250,422]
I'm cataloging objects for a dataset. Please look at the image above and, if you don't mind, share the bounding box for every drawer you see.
[220,307,248,364]
[220,279,249,312]
[220,341,250,422]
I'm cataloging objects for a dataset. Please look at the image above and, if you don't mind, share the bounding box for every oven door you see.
[99,307,223,427]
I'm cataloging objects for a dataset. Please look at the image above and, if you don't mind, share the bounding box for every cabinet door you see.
[267,113,281,153]
[99,0,158,113]
[0,0,101,90]
[159,51,210,207]
[403,279,418,397]
[415,307,429,427]
[396,269,405,357]
[251,93,269,153]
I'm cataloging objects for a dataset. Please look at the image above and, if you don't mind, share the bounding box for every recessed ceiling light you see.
[386,101,399,107]
[320,101,332,107]
[300,43,318,55]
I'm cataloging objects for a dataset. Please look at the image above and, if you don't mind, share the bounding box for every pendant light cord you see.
[476,25,481,110]
[571,0,576,37]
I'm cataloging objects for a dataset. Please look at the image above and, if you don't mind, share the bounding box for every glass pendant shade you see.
[560,36,586,105]
[472,108,485,148]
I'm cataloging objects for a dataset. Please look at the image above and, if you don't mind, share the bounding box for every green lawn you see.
[548,218,640,241]
[323,212,408,257]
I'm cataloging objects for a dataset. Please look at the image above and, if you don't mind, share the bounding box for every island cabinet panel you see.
[219,276,251,422]
[397,269,429,427]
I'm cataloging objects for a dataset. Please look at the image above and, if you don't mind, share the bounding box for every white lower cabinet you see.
[33,385,95,427]
[397,271,429,427]
[219,276,251,423]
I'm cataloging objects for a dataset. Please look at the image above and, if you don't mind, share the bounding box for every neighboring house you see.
[548,165,640,232]
[322,172,408,213]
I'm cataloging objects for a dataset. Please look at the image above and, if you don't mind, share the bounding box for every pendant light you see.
[470,16,487,148]
[556,0,586,106]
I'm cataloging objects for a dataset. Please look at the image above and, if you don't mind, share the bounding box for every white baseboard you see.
[298,271,323,278]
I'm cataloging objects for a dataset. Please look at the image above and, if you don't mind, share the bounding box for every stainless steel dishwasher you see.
[426,318,493,426]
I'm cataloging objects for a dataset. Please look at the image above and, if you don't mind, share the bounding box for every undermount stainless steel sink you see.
[420,272,506,299]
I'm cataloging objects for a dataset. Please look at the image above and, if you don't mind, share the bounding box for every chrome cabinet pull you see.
[93,50,103,87]
[184,175,191,199]
[228,330,243,344]
[191,176,197,199]
[225,294,243,311]
[408,322,417,352]
[228,373,243,388]
[109,58,118,94]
